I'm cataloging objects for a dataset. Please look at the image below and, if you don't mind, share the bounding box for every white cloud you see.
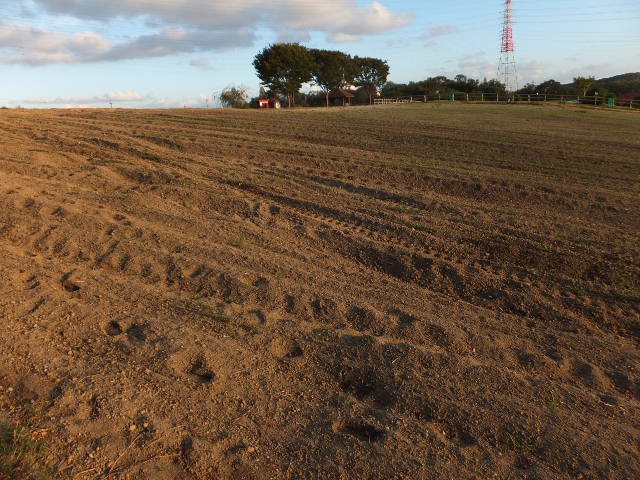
[0,24,254,65]
[189,58,212,70]
[552,63,614,82]
[23,91,148,104]
[453,52,552,84]
[0,0,413,65]
[447,51,615,85]
[274,30,311,44]
[31,0,412,42]
[17,91,230,109]
[329,33,361,43]
[420,24,459,46]
[2,1,412,65]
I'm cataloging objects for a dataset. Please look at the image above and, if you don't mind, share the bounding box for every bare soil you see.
[0,104,639,479]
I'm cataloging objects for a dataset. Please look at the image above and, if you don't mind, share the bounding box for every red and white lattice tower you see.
[498,0,518,93]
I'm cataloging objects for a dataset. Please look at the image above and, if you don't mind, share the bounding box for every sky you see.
[0,0,639,108]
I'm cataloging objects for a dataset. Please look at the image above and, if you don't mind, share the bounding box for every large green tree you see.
[253,43,315,107]
[535,79,566,95]
[353,57,390,104]
[311,49,357,107]
[574,76,596,96]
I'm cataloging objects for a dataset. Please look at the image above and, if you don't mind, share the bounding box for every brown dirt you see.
[0,104,639,479]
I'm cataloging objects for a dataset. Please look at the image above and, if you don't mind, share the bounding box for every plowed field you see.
[1,104,639,479]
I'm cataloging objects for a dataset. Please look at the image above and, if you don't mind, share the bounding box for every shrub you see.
[220,87,250,109]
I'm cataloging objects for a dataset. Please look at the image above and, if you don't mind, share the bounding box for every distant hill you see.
[565,72,640,95]
[596,72,640,83]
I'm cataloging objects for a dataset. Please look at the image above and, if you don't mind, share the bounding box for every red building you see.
[256,98,281,109]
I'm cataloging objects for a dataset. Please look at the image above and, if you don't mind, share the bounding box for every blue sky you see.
[1,0,638,107]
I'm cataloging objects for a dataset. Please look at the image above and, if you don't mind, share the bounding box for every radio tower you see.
[498,0,518,93]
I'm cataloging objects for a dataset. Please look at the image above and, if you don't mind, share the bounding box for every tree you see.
[574,76,596,96]
[311,49,357,107]
[220,87,249,108]
[353,57,390,104]
[518,82,536,94]
[534,79,565,95]
[253,43,315,107]
[449,74,479,93]
[424,76,449,95]
[478,78,506,94]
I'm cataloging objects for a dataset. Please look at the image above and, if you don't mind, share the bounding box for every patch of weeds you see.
[413,224,437,234]
[222,179,243,187]
[496,237,514,246]
[507,432,523,451]
[232,235,246,248]
[191,297,232,324]
[502,425,545,456]
[361,335,378,346]
[617,276,638,293]
[568,285,587,296]
[223,289,241,304]
[609,290,640,304]
[238,323,260,334]
[549,392,561,409]
[0,423,50,479]
[313,328,330,340]
[140,151,165,163]
[533,243,556,254]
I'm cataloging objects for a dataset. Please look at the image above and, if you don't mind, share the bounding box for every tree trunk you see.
[326,91,329,108]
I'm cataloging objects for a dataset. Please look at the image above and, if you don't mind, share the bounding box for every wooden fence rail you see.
[373,93,638,109]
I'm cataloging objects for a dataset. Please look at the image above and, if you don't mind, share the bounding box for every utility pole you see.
[498,0,518,95]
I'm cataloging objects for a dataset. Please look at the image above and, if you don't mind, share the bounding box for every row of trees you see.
[253,43,389,107]
[518,76,596,96]
[382,75,507,97]
[381,74,637,99]
[518,74,640,98]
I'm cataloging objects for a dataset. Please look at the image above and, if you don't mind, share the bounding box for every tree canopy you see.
[574,76,596,96]
[353,57,390,104]
[253,43,315,107]
[311,49,357,107]
[382,76,506,97]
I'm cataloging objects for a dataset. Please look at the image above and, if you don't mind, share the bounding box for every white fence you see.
[374,93,638,109]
